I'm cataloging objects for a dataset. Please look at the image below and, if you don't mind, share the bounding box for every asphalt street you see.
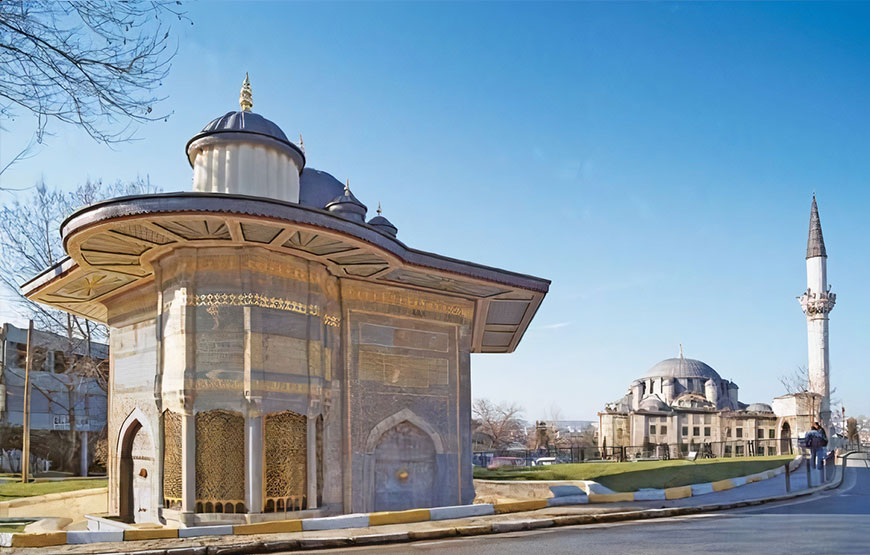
[299,456,870,555]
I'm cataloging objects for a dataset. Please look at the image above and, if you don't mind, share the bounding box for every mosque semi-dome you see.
[638,397,672,412]
[644,358,721,381]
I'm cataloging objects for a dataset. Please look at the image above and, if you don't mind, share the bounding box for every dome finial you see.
[377,202,382,216]
[299,133,305,153]
[345,178,351,195]
[240,72,253,112]
[679,344,683,359]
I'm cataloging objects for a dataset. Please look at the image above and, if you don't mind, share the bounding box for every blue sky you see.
[1,2,868,421]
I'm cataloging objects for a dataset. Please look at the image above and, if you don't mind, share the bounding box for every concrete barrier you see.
[302,513,370,531]
[123,528,179,541]
[493,499,548,514]
[67,530,125,544]
[179,524,234,538]
[430,504,494,520]
[233,519,302,535]
[368,508,430,526]
[0,487,107,521]
[634,489,666,501]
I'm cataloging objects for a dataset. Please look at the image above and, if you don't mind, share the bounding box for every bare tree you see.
[0,176,157,367]
[472,399,526,450]
[0,177,154,471]
[0,1,190,176]
[779,365,809,394]
[846,417,859,444]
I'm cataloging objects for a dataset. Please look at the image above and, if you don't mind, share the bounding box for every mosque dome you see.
[745,403,774,413]
[367,204,398,238]
[645,358,721,381]
[299,168,346,209]
[325,181,367,223]
[185,74,305,172]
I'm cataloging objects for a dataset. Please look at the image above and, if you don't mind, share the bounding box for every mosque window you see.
[757,429,764,439]
[660,425,667,435]
[693,426,700,436]
[769,429,775,439]
[736,428,743,438]
[704,427,711,437]
[726,428,732,437]
[649,425,656,435]
[681,426,688,436]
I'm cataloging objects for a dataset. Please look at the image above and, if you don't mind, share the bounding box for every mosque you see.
[21,76,549,526]
[599,196,835,457]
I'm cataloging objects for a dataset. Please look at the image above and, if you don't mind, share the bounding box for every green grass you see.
[473,455,794,492]
[0,478,107,502]
[0,524,27,533]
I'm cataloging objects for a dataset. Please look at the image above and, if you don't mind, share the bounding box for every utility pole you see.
[21,320,33,483]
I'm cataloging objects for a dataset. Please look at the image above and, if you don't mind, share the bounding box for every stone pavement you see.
[3,461,839,555]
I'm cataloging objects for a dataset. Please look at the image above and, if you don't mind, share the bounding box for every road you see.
[299,456,870,555]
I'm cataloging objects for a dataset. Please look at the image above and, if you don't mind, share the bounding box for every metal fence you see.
[474,438,807,467]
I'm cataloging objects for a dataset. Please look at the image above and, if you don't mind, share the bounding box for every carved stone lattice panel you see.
[163,411,182,508]
[195,410,245,513]
[264,411,307,512]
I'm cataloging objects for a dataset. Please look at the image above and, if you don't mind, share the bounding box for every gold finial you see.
[344,178,350,194]
[239,72,253,112]
[377,202,382,216]
[299,133,305,152]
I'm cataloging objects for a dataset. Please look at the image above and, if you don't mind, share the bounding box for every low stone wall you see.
[0,487,107,521]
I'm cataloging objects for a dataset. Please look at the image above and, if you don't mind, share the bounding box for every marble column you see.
[306,415,317,509]
[245,405,263,514]
[181,411,196,514]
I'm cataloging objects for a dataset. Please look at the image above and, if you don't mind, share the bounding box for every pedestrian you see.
[804,424,821,469]
[814,421,828,470]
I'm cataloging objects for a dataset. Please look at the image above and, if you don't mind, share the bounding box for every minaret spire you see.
[806,194,826,259]
[239,72,253,112]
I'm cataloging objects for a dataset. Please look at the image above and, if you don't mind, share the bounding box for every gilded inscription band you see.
[186,292,340,327]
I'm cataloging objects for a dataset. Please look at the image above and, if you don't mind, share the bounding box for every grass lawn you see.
[0,478,107,502]
[473,455,794,492]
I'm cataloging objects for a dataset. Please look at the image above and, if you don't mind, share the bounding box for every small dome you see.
[325,182,367,223]
[186,112,305,168]
[367,204,398,237]
[745,403,774,413]
[645,358,721,381]
[639,397,671,412]
[299,168,345,209]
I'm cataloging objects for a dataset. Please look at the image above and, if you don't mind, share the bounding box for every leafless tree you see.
[779,365,809,394]
[0,176,157,371]
[0,176,155,471]
[846,417,859,444]
[472,399,526,450]
[0,1,190,177]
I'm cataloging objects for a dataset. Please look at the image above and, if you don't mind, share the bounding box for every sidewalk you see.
[4,461,838,555]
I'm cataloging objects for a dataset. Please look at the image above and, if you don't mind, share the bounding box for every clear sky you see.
[1,2,867,422]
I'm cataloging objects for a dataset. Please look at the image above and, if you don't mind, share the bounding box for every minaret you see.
[799,195,836,431]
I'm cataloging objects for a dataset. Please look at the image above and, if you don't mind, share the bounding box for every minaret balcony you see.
[799,288,836,315]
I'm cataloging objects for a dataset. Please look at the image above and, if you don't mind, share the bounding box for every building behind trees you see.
[0,322,107,476]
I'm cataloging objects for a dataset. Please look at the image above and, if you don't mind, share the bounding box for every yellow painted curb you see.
[123,528,178,541]
[664,486,693,500]
[369,508,430,526]
[493,499,549,514]
[712,479,735,492]
[11,532,67,548]
[746,475,761,484]
[587,492,635,504]
[232,519,303,535]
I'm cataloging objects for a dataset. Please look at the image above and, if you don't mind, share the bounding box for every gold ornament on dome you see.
[240,72,253,112]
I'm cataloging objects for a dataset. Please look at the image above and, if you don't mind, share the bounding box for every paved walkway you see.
[2,460,837,554]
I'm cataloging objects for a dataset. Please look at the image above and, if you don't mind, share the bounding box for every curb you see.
[0,455,819,549]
